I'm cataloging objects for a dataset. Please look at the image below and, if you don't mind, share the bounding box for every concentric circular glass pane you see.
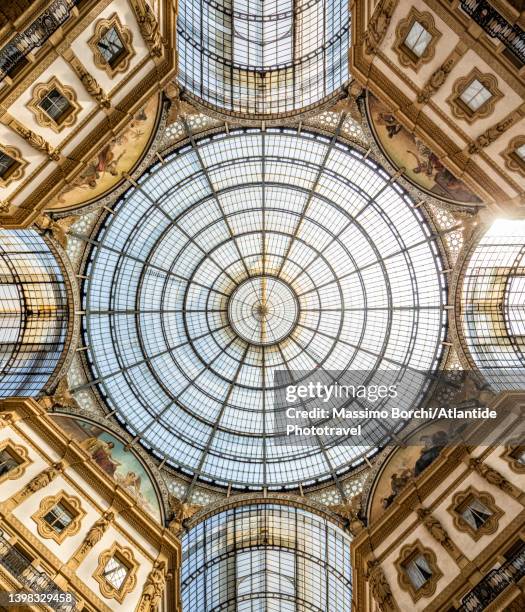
[82,129,446,489]
[228,276,299,345]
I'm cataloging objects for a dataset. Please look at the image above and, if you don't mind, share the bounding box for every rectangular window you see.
[97,27,126,67]
[103,555,129,590]
[404,22,432,57]
[459,79,492,111]
[0,151,19,181]
[459,498,492,530]
[0,448,21,477]
[510,445,525,465]
[405,554,433,590]
[43,502,74,534]
[38,89,72,123]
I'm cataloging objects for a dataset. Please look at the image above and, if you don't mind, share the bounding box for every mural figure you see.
[50,96,159,210]
[52,415,161,521]
[368,94,481,204]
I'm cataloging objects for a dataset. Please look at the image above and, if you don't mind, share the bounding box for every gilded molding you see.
[448,486,503,541]
[10,462,64,507]
[31,490,86,544]
[27,76,81,133]
[9,119,60,161]
[167,494,201,537]
[71,511,115,568]
[33,216,80,251]
[93,542,138,603]
[367,558,398,612]
[137,559,167,612]
[131,0,163,57]
[364,0,399,55]
[468,457,523,501]
[67,55,110,108]
[446,68,503,124]
[415,507,462,560]
[0,143,27,187]
[393,8,441,71]
[417,56,458,105]
[88,13,135,78]
[467,113,518,155]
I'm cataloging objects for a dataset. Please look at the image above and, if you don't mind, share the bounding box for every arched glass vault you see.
[81,128,446,490]
[181,503,353,611]
[0,230,70,397]
[177,0,350,118]
[462,219,525,390]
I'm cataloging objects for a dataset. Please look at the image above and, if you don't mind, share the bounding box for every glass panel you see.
[82,129,446,490]
[0,448,20,476]
[43,503,74,533]
[459,79,492,111]
[460,498,492,530]
[463,219,525,390]
[177,0,350,115]
[97,27,125,65]
[406,554,432,589]
[510,446,525,465]
[182,504,352,611]
[0,230,69,398]
[404,21,432,57]
[103,555,128,590]
[0,152,17,179]
[39,89,71,122]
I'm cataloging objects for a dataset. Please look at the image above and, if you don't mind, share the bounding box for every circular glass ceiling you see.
[82,128,446,489]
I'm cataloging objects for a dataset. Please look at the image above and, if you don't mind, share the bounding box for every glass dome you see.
[177,0,350,118]
[82,128,446,489]
[181,503,353,611]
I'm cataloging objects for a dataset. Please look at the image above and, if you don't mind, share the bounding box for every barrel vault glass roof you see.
[0,230,69,397]
[178,0,350,117]
[81,128,446,490]
[182,503,353,611]
[463,219,525,391]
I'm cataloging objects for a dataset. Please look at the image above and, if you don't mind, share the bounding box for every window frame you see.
[32,491,85,544]
[393,8,441,70]
[502,441,525,474]
[448,486,503,541]
[395,540,442,602]
[0,441,30,484]
[0,144,27,188]
[502,136,525,178]
[89,14,135,78]
[447,68,503,123]
[93,542,138,603]
[27,76,81,133]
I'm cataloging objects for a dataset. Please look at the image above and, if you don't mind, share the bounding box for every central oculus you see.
[227,276,299,346]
